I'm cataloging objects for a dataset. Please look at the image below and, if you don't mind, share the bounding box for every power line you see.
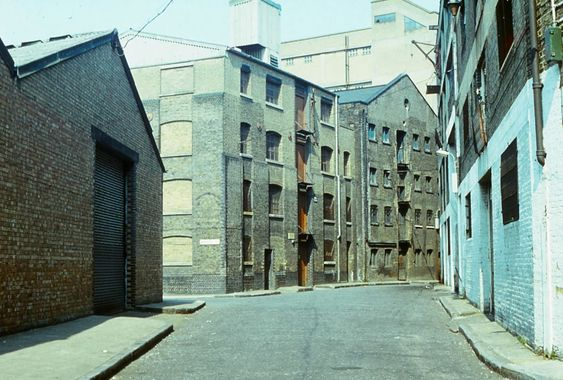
[123,0,175,49]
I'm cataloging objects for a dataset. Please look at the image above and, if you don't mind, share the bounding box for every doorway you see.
[480,172,494,319]
[398,247,408,281]
[298,243,309,286]
[264,249,273,290]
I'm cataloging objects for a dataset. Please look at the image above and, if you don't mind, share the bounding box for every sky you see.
[0,0,439,46]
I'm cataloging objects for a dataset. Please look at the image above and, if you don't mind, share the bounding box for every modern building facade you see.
[280,0,438,108]
[437,0,563,355]
[0,31,164,335]
[338,74,440,282]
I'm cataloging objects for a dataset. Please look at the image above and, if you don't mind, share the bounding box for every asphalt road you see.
[115,284,502,380]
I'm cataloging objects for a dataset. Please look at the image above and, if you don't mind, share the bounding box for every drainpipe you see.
[529,0,546,166]
[335,95,342,282]
[359,109,368,282]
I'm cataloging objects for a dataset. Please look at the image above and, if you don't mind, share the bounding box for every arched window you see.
[321,146,333,173]
[323,193,334,220]
[240,123,251,154]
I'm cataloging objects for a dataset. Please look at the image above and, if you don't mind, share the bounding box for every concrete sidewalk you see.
[439,295,563,380]
[0,297,206,380]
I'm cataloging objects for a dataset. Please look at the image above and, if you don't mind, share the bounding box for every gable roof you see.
[336,73,408,105]
[2,30,165,171]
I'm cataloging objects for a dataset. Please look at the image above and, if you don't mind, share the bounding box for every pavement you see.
[0,297,205,380]
[439,291,563,380]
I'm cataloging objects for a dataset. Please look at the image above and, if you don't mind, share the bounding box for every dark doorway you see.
[398,247,408,281]
[264,249,273,290]
[298,243,309,286]
[480,171,495,320]
[93,148,126,314]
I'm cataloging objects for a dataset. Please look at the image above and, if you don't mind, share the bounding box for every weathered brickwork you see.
[0,37,163,335]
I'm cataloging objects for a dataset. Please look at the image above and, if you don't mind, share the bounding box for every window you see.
[412,134,420,151]
[369,167,377,186]
[368,123,376,141]
[370,205,378,225]
[369,249,378,267]
[243,235,252,262]
[465,193,472,237]
[501,140,519,224]
[496,0,514,67]
[321,146,333,173]
[384,249,392,266]
[404,16,425,32]
[243,180,252,212]
[240,123,250,154]
[426,210,434,228]
[324,240,334,261]
[384,206,392,226]
[425,176,433,193]
[397,186,405,201]
[321,98,333,123]
[374,13,396,24]
[266,75,281,104]
[414,174,421,192]
[266,131,281,161]
[323,193,335,220]
[362,47,371,55]
[304,55,313,63]
[424,136,431,153]
[343,151,351,176]
[415,209,422,226]
[285,58,294,66]
[346,197,352,223]
[384,170,391,188]
[382,126,390,144]
[462,100,470,148]
[269,184,282,215]
[348,48,359,57]
[240,65,250,94]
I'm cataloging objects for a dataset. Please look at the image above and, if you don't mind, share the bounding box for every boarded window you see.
[161,65,194,95]
[269,184,282,215]
[163,236,193,265]
[243,235,252,262]
[163,180,192,214]
[465,193,472,237]
[324,240,334,261]
[266,131,281,161]
[323,193,335,220]
[501,140,519,224]
[160,121,192,157]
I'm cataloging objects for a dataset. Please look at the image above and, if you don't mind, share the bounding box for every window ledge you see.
[266,159,284,167]
[265,102,283,111]
[321,171,335,178]
[384,223,393,227]
[320,121,335,128]
[243,211,253,216]
[370,183,378,187]
[414,224,424,229]
[382,141,391,146]
[323,219,336,224]
[269,214,284,220]
[383,185,392,189]
[163,212,193,216]
[346,222,352,226]
[368,138,377,143]
[323,261,336,265]
[343,175,352,180]
[414,189,422,193]
[243,261,254,266]
[427,226,435,229]
[413,148,420,152]
[239,153,253,159]
[240,93,253,101]
[370,222,379,226]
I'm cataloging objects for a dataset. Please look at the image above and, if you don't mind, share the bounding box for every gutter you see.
[529,0,546,166]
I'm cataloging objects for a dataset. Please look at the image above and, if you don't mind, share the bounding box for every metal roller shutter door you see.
[93,148,126,314]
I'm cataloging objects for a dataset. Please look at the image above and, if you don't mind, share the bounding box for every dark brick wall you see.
[0,43,163,335]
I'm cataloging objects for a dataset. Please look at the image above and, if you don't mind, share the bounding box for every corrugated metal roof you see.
[9,31,113,67]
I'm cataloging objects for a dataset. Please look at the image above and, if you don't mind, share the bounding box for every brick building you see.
[338,74,440,282]
[0,30,164,335]
[437,0,563,355]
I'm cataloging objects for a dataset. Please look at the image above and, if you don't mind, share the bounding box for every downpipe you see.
[335,96,342,282]
[529,0,546,165]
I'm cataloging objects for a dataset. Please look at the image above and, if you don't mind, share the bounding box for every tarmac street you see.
[114,284,501,380]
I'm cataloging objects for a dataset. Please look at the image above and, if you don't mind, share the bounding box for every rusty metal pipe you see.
[529,0,546,165]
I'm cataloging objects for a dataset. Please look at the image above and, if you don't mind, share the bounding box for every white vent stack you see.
[229,0,281,67]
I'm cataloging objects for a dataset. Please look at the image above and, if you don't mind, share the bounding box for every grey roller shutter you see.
[93,148,126,314]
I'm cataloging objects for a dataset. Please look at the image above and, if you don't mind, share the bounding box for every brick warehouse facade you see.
[124,30,357,294]
[0,31,164,335]
[436,0,563,355]
[338,74,440,282]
